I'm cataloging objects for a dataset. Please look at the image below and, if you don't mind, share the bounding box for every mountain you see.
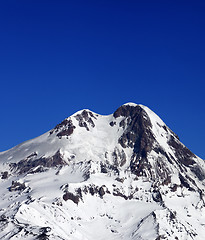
[0,103,205,240]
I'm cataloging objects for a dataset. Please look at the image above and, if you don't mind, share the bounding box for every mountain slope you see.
[0,103,205,240]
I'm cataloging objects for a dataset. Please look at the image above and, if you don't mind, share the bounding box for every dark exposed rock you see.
[109,164,119,174]
[171,184,178,192]
[10,150,66,175]
[115,177,124,183]
[26,152,38,159]
[190,165,205,181]
[57,120,75,137]
[60,183,68,192]
[119,131,137,149]
[81,185,108,198]
[152,157,172,184]
[50,119,76,137]
[119,119,126,129]
[162,176,172,186]
[40,227,51,234]
[114,105,155,178]
[162,124,180,141]
[0,214,8,223]
[113,191,128,200]
[28,166,46,174]
[155,235,166,240]
[106,189,111,194]
[100,164,108,173]
[152,189,163,203]
[1,171,8,179]
[82,171,90,181]
[119,151,126,167]
[75,110,95,131]
[130,154,153,178]
[9,181,26,192]
[198,189,205,207]
[63,191,80,204]
[154,147,173,165]
[109,121,116,127]
[76,188,82,198]
[113,188,128,200]
[36,227,51,240]
[113,104,202,187]
[89,186,98,196]
[82,186,88,194]
[168,136,195,166]
[162,125,168,132]
[179,173,194,191]
[57,128,75,137]
[36,233,49,240]
[112,148,127,168]
[61,185,85,205]
[185,174,197,186]
[100,162,119,175]
[99,186,105,198]
[113,105,144,119]
[112,104,204,189]
[169,210,176,221]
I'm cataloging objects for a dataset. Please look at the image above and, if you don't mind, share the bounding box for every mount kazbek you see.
[0,103,205,240]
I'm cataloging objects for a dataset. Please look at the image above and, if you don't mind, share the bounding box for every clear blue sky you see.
[0,1,204,159]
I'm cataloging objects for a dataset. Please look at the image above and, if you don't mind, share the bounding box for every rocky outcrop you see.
[114,105,156,178]
[75,110,96,131]
[50,119,76,138]
[10,150,66,174]
[9,181,26,192]
[63,191,80,204]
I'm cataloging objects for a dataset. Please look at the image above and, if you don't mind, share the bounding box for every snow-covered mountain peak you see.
[116,102,165,126]
[0,104,205,240]
[0,103,201,179]
[122,102,139,106]
[69,108,100,118]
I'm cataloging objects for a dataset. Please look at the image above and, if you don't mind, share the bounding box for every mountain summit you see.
[0,103,205,240]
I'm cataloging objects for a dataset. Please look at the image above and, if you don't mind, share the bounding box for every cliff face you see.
[0,103,205,240]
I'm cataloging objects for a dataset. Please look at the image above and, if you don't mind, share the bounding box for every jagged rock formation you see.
[0,103,205,240]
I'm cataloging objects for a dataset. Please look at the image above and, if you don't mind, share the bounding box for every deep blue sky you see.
[0,1,204,159]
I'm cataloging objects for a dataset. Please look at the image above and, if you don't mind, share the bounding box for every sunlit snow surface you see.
[0,103,205,239]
